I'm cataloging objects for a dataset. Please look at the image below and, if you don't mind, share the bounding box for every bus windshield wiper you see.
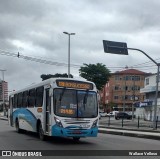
[59,87,66,102]
[83,89,89,110]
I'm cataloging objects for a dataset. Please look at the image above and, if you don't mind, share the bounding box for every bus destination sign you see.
[56,80,93,90]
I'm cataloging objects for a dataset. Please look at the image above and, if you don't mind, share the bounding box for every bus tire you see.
[15,119,22,133]
[38,123,46,141]
[73,137,80,141]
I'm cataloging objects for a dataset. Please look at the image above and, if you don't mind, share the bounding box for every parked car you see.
[107,112,114,117]
[107,111,119,117]
[99,111,107,117]
[115,112,132,120]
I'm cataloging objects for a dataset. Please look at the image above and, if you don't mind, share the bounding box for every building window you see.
[125,76,130,80]
[114,85,119,90]
[114,95,119,100]
[131,85,140,91]
[134,76,140,81]
[115,76,119,80]
[125,95,131,100]
[123,86,128,91]
[145,78,149,85]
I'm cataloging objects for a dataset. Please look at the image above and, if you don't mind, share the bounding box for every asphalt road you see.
[0,120,160,159]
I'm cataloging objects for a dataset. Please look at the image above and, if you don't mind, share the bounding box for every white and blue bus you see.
[8,78,99,141]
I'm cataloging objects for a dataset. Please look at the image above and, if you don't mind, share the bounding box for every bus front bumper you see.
[51,125,98,137]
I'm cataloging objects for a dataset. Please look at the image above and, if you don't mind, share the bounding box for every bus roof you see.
[9,78,97,96]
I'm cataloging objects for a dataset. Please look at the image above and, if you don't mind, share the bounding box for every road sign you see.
[103,40,128,55]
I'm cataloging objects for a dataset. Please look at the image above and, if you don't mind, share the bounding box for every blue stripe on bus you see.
[13,108,37,131]
[51,125,98,137]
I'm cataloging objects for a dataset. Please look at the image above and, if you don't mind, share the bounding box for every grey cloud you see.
[0,0,160,91]
[0,0,46,17]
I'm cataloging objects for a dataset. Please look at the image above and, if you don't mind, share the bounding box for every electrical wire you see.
[0,49,81,68]
[0,49,159,72]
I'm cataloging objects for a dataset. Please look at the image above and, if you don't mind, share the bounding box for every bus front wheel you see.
[15,119,22,133]
[38,123,46,141]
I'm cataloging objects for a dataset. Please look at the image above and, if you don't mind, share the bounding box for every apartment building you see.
[0,79,8,102]
[100,69,150,112]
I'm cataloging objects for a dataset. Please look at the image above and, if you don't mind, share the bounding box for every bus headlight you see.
[92,119,98,128]
[54,117,63,128]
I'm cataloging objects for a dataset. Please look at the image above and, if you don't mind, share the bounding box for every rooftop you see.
[113,69,151,75]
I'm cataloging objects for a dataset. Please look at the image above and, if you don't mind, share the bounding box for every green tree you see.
[40,73,73,81]
[79,63,111,90]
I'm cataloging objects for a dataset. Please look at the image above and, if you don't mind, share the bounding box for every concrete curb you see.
[99,125,160,133]
[98,128,160,140]
[0,117,8,121]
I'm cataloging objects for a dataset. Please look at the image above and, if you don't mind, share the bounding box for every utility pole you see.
[132,75,135,120]
[123,75,126,112]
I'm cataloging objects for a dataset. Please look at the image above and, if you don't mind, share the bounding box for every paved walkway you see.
[99,125,160,140]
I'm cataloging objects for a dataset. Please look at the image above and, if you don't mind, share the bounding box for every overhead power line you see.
[131,57,160,67]
[0,50,80,68]
[0,49,159,72]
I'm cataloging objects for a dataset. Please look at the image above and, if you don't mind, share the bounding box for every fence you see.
[100,116,160,130]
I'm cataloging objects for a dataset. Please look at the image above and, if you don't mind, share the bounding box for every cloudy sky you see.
[0,0,160,91]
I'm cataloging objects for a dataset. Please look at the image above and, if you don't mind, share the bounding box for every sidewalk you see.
[1,114,160,140]
[99,125,160,140]
[98,117,160,140]
[0,112,8,121]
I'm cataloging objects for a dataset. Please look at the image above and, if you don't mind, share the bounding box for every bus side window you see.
[9,96,11,108]
[14,94,18,108]
[22,91,28,108]
[17,93,23,108]
[28,89,35,107]
[35,86,44,107]
[11,97,14,108]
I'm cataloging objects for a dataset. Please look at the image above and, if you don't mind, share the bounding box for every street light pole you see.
[63,32,75,78]
[128,48,160,129]
[0,69,6,116]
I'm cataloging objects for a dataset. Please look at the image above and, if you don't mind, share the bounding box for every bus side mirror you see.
[49,89,53,96]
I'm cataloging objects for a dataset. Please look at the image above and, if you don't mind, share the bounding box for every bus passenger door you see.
[45,89,51,134]
[9,96,14,126]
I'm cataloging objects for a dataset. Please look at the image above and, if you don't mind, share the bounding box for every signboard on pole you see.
[103,40,128,55]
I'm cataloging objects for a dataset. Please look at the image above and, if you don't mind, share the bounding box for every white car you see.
[99,112,107,117]
[107,111,119,117]
[107,112,114,117]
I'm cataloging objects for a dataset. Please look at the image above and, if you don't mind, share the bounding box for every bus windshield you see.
[54,88,98,118]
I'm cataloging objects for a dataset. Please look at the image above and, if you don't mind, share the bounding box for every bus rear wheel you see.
[38,123,46,141]
[73,137,80,141]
